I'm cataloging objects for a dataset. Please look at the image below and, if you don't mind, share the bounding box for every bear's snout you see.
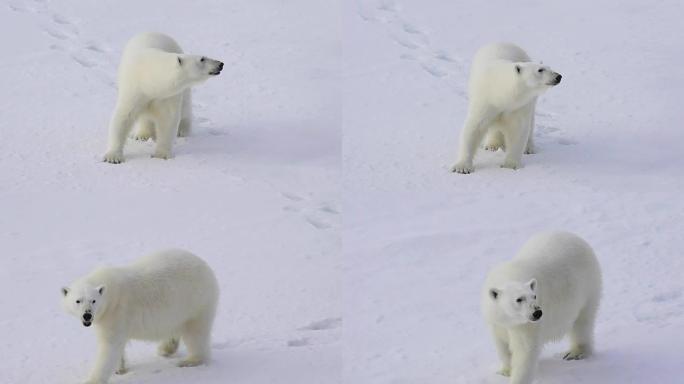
[209,61,224,76]
[554,74,562,85]
[83,312,92,322]
[532,309,543,321]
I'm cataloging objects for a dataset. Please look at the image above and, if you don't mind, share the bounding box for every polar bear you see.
[61,249,219,384]
[103,32,223,163]
[451,43,562,173]
[482,231,601,384]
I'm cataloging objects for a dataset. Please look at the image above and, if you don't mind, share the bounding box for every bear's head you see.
[485,278,543,327]
[514,62,562,93]
[176,54,224,87]
[61,281,108,327]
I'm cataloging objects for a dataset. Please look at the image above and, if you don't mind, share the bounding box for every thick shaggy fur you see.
[62,249,219,384]
[452,43,561,173]
[482,231,602,384]
[103,32,223,163]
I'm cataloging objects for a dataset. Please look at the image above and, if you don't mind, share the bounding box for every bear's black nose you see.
[532,310,543,321]
[83,313,93,321]
[555,74,562,84]
[218,62,224,70]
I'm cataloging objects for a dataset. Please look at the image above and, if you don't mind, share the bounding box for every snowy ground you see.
[3,0,684,383]
[0,1,340,383]
[343,1,684,383]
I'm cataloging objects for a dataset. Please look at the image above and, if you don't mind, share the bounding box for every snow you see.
[2,0,683,383]
[343,0,684,383]
[0,0,340,383]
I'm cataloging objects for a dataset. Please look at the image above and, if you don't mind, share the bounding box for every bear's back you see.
[473,42,531,65]
[124,32,183,55]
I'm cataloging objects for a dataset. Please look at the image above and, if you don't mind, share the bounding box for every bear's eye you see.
[516,297,525,303]
[538,68,545,73]
[533,295,537,300]
[76,300,81,304]
[92,300,96,304]
[200,57,205,63]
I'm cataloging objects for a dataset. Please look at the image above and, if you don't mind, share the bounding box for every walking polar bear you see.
[451,43,562,174]
[61,249,219,384]
[482,231,601,384]
[103,32,224,164]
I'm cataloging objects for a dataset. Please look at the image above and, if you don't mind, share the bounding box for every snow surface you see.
[343,0,684,383]
[2,0,684,383]
[0,0,340,383]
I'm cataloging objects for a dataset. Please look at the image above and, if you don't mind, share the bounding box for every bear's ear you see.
[515,65,522,74]
[177,56,183,66]
[527,279,537,292]
[489,288,500,300]
[61,287,69,297]
[96,285,105,295]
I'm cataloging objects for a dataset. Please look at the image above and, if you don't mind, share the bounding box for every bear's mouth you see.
[82,320,92,327]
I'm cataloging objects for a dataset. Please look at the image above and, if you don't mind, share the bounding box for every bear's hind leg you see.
[178,311,214,367]
[132,117,156,142]
[150,96,182,160]
[158,337,180,357]
[564,300,598,360]
[115,354,127,375]
[500,106,534,170]
[178,89,192,138]
[483,130,505,152]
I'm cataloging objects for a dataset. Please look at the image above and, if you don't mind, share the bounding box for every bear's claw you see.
[151,151,173,160]
[484,144,504,152]
[500,160,521,170]
[103,151,124,164]
[451,162,474,174]
[563,351,586,360]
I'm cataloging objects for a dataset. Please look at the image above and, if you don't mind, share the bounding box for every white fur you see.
[482,231,601,384]
[103,32,223,163]
[451,43,561,173]
[62,249,219,384]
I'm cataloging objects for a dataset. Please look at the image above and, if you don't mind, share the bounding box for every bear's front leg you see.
[524,101,537,154]
[451,107,495,174]
[103,98,141,164]
[508,332,540,384]
[85,334,126,384]
[492,328,512,377]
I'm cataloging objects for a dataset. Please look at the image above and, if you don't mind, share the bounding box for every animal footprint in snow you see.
[634,290,683,323]
[71,54,97,68]
[43,26,70,40]
[421,62,448,78]
[318,204,339,215]
[299,317,342,331]
[52,14,73,25]
[281,192,304,202]
[287,338,310,347]
[305,216,331,230]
